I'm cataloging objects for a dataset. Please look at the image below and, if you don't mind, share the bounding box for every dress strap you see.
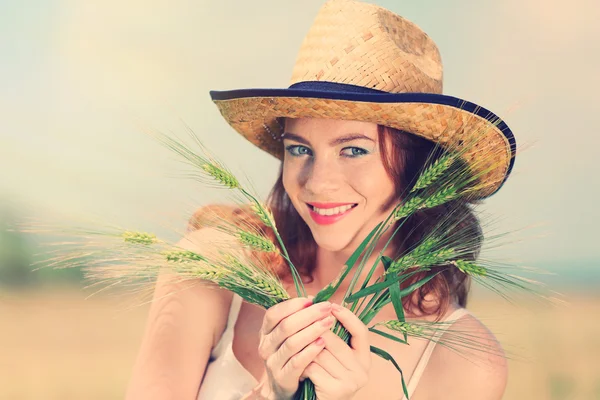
[210,292,244,359]
[403,307,470,398]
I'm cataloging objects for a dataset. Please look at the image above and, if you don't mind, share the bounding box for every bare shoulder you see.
[126,227,237,399]
[173,227,241,343]
[415,310,508,400]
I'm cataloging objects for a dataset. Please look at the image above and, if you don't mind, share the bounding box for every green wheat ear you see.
[122,231,158,245]
[162,250,206,263]
[220,254,289,302]
[411,153,455,192]
[239,278,289,303]
[423,185,459,208]
[388,237,438,273]
[393,186,459,221]
[236,230,279,253]
[452,259,488,277]
[394,197,425,220]
[201,163,240,188]
[381,320,425,336]
[250,201,276,229]
[388,247,455,274]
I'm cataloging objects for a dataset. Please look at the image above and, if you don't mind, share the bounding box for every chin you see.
[309,228,356,253]
[312,236,350,253]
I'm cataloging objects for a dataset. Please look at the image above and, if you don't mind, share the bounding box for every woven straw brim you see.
[212,94,516,199]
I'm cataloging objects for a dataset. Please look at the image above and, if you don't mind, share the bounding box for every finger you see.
[313,348,347,379]
[303,360,336,388]
[331,303,371,362]
[278,336,326,385]
[261,297,314,335]
[271,315,335,372]
[320,330,363,372]
[267,302,333,353]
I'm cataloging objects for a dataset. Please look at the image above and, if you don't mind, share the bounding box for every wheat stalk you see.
[379,320,425,336]
[162,249,207,263]
[201,163,240,189]
[410,153,456,192]
[371,319,513,361]
[250,201,277,229]
[122,231,159,245]
[215,253,290,308]
[452,259,488,277]
[235,230,279,253]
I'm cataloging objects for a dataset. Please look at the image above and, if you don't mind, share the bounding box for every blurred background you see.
[1,0,599,399]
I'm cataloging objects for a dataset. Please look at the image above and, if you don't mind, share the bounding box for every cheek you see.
[346,161,394,195]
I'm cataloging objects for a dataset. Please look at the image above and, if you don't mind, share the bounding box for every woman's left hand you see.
[300,303,371,400]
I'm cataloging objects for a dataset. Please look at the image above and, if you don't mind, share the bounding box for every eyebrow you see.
[282,132,375,146]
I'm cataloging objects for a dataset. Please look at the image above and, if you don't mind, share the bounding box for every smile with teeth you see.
[310,204,357,216]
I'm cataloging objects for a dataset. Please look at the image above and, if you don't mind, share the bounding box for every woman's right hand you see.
[256,297,336,400]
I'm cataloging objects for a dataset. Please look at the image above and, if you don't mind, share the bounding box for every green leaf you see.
[388,272,407,342]
[345,270,440,303]
[294,378,315,400]
[360,290,390,325]
[344,275,401,302]
[381,255,393,272]
[369,327,408,344]
[397,272,439,297]
[314,222,383,303]
[370,345,410,399]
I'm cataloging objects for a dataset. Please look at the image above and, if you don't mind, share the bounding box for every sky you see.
[1,0,599,274]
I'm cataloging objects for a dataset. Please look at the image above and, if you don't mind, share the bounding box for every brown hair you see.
[189,124,484,318]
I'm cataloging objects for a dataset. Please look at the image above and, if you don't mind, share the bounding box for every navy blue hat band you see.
[288,81,388,94]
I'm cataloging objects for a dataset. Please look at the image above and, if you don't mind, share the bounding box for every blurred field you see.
[1,287,599,400]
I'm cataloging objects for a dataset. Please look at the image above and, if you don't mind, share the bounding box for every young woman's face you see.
[282,117,398,252]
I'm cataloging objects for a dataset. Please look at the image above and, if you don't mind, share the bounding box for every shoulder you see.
[174,216,244,347]
[180,203,271,342]
[417,309,508,400]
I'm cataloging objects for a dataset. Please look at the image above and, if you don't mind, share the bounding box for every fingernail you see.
[331,303,343,312]
[321,315,334,327]
[303,299,313,308]
[314,337,325,346]
[320,302,332,312]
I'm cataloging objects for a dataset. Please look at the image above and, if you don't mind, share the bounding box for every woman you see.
[126,1,515,399]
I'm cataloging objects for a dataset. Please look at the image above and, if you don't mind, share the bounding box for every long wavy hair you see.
[189,122,484,318]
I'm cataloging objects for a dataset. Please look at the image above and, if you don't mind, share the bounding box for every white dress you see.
[197,293,470,400]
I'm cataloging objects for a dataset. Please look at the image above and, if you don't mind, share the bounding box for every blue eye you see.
[284,145,369,158]
[341,147,369,158]
[285,145,312,157]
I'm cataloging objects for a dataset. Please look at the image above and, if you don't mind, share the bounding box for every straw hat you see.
[209,0,516,198]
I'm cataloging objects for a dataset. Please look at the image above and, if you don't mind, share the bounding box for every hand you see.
[300,303,372,400]
[256,297,336,400]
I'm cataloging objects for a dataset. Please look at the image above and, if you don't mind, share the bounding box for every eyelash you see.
[284,145,369,158]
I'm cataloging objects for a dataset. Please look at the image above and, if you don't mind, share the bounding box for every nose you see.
[302,153,342,195]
